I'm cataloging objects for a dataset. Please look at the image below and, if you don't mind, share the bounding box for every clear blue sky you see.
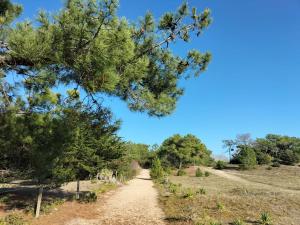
[13,0,300,156]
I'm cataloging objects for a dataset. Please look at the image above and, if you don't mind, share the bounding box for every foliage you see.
[78,191,97,203]
[195,168,203,177]
[150,157,164,179]
[232,219,245,225]
[236,147,257,170]
[271,161,280,167]
[255,151,272,165]
[204,171,210,177]
[214,160,227,170]
[1,0,212,117]
[124,142,152,168]
[260,212,272,225]
[0,99,124,184]
[216,201,225,211]
[196,187,206,195]
[0,214,26,225]
[158,134,213,169]
[168,182,181,194]
[177,169,186,176]
[231,134,300,167]
[182,187,195,199]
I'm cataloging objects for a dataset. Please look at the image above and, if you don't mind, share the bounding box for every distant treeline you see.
[224,134,300,169]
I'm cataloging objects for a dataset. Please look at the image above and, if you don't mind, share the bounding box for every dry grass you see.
[158,166,300,225]
[224,165,300,190]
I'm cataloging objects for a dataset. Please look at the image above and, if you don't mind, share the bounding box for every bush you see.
[271,161,280,167]
[196,187,206,195]
[279,150,299,165]
[195,168,203,177]
[256,152,272,165]
[177,169,186,176]
[168,183,180,194]
[150,157,164,179]
[216,201,225,211]
[204,171,210,177]
[260,212,272,225]
[182,188,195,198]
[214,160,227,170]
[232,219,245,225]
[79,191,97,203]
[238,148,257,170]
[1,214,26,225]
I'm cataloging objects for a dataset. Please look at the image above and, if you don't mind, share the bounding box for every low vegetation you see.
[0,214,27,225]
[155,166,300,225]
[214,161,227,170]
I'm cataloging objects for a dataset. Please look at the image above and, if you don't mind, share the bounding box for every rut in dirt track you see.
[67,169,165,225]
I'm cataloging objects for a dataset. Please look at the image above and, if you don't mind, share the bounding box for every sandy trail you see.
[67,169,165,225]
[202,167,300,194]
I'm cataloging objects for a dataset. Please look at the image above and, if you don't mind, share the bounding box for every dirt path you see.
[202,167,300,194]
[67,169,165,225]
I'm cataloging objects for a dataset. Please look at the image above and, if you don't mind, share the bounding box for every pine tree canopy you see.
[0,0,212,116]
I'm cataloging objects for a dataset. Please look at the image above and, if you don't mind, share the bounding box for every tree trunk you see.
[179,160,182,169]
[35,186,43,218]
[76,179,80,200]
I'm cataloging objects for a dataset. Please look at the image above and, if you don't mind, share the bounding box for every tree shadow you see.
[243,219,261,224]
[136,177,152,181]
[164,216,192,223]
[0,186,74,213]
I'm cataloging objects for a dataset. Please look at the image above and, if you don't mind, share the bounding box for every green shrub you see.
[79,191,97,203]
[204,171,210,177]
[168,183,180,194]
[182,188,195,198]
[177,169,186,176]
[164,167,172,175]
[279,150,299,165]
[209,221,222,225]
[2,214,26,225]
[195,168,203,177]
[216,201,225,211]
[271,161,280,167]
[232,219,245,225]
[266,166,272,170]
[214,160,227,170]
[260,212,272,225]
[150,157,164,179]
[196,187,206,195]
[256,152,272,165]
[238,147,257,170]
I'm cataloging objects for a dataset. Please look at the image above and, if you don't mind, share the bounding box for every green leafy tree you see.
[150,157,164,179]
[236,146,257,170]
[158,134,212,169]
[253,134,300,165]
[124,142,151,167]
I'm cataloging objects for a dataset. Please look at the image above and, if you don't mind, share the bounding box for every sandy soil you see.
[202,167,300,194]
[67,169,165,225]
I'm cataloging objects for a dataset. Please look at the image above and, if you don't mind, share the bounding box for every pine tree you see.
[1,0,212,117]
